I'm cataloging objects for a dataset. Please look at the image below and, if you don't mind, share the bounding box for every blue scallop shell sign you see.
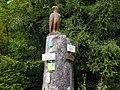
[48,42,53,47]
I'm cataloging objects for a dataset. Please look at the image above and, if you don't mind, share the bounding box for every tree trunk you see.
[42,34,74,90]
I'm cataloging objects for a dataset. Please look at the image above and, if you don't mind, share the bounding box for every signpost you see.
[42,35,74,90]
[42,6,75,90]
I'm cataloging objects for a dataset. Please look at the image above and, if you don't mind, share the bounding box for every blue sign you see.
[48,42,53,47]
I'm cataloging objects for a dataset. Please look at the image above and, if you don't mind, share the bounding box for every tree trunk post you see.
[42,34,74,90]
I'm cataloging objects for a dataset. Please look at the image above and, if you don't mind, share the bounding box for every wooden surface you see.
[42,35,74,90]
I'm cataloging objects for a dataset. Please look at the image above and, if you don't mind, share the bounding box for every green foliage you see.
[0,54,28,90]
[60,0,120,89]
[0,0,120,89]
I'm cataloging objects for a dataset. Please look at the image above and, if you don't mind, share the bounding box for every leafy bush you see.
[0,54,28,90]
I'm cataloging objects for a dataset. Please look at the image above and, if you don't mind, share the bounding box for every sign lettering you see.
[42,53,55,61]
[67,44,75,53]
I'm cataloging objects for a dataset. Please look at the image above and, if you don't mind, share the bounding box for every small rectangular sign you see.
[67,44,75,53]
[48,42,53,47]
[42,53,55,61]
[48,62,55,71]
[46,72,50,83]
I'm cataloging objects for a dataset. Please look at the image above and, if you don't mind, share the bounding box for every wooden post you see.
[42,34,74,90]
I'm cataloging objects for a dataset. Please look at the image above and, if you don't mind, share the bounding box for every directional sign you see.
[67,44,75,53]
[42,53,55,61]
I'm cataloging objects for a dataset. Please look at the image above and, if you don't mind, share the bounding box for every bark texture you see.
[42,35,74,90]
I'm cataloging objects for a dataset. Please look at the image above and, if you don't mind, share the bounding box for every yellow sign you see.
[48,63,55,71]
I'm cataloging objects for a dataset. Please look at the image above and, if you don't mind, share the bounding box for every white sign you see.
[42,53,55,61]
[67,44,75,53]
[46,72,50,83]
